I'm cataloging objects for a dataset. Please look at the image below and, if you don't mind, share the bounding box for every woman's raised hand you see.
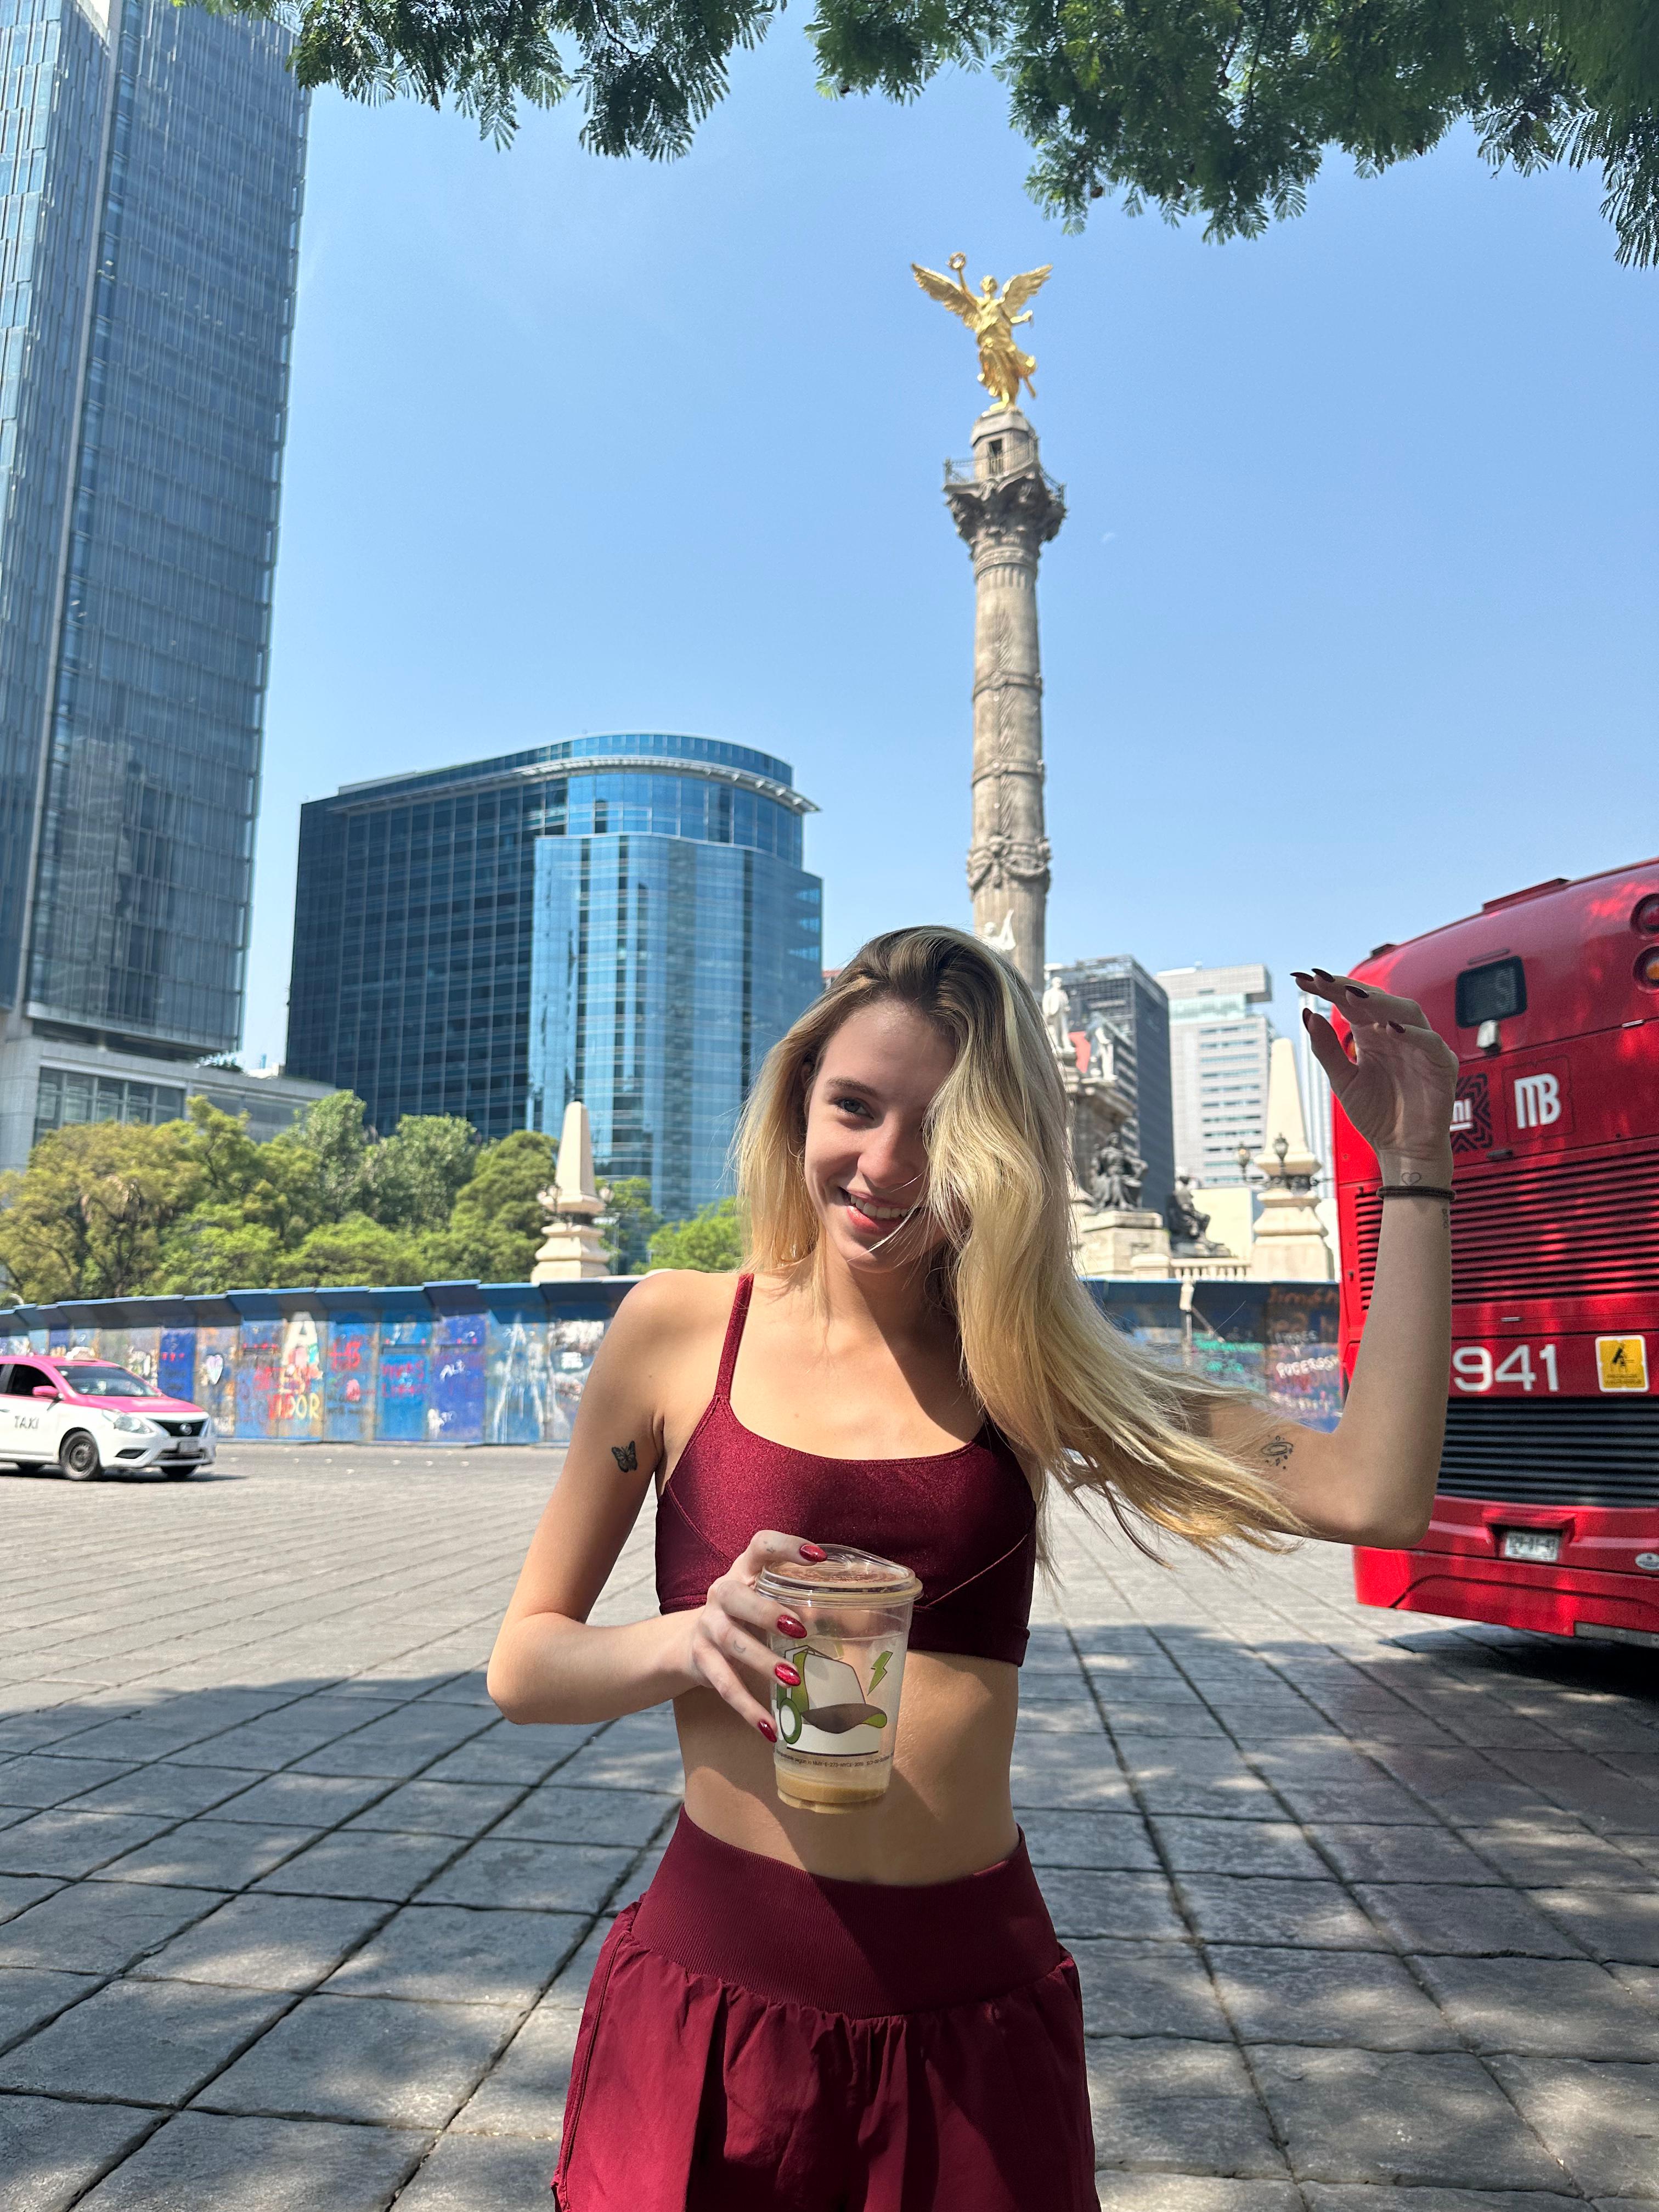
[681,1529,822,1741]
[1294,967,1458,1174]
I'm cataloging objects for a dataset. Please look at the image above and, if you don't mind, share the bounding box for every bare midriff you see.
[673,1651,1021,1886]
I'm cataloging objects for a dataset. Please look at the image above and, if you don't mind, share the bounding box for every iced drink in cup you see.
[756,1545,923,1813]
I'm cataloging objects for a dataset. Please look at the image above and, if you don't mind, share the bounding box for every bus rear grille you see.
[1353,1144,1659,1306]
[1436,1399,1659,1510]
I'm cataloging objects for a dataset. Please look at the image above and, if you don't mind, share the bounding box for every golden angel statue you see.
[911,253,1053,408]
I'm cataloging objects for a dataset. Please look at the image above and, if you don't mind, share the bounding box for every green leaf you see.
[188,0,1659,261]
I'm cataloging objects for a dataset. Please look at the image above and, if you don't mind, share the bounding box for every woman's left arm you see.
[1210,966,1459,1548]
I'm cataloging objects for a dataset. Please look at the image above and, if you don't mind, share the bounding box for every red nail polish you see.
[774,1662,801,1686]
[799,1542,826,1562]
[776,1613,806,1638]
[757,1718,777,1742]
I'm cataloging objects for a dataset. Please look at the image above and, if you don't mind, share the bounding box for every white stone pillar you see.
[1249,1039,1335,1282]
[531,1101,612,1281]
[945,405,1065,995]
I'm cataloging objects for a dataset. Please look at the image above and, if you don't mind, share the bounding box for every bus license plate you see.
[1500,1529,1561,1564]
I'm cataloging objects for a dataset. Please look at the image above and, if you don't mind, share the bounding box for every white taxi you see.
[0,1352,217,1481]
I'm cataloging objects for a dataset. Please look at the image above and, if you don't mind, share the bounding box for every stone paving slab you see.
[0,1973,290,2103]
[1088,2035,1288,2176]
[253,1826,461,1901]
[196,1990,518,2127]
[1,2093,159,2212]
[325,1901,587,2006]
[73,2111,426,2211]
[0,1879,228,1972]
[1205,1945,1461,2051]
[1249,2045,1570,2189]
[388,2130,561,2209]
[142,1890,394,1990]
[1,1441,1656,2207]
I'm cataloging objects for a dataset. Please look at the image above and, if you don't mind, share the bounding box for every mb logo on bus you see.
[1512,1073,1562,1129]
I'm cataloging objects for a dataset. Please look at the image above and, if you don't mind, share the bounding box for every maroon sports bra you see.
[655,1275,1037,1667]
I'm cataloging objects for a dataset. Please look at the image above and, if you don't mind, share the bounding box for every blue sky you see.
[245,32,1659,1070]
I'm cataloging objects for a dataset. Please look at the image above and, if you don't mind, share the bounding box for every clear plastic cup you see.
[755,1545,923,1814]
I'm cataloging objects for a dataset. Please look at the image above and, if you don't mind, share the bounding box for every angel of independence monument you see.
[914,253,1171,1274]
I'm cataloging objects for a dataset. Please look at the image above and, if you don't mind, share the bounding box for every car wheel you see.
[59,1431,102,1482]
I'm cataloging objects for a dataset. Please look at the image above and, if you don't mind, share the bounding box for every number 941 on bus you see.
[1452,1344,1559,1394]
[1451,1337,1649,1395]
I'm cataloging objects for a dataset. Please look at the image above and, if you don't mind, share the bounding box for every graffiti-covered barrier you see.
[0,1277,1340,1448]
[1085,1279,1342,1430]
[0,1280,636,1447]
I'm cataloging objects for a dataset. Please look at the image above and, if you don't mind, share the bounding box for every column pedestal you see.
[1074,1207,1171,1277]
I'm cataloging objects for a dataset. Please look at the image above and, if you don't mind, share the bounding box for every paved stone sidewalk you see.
[1,1443,1656,2210]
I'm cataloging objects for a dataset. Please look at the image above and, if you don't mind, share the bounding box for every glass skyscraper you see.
[288,735,823,1219]
[1051,954,1176,1220]
[0,0,309,1170]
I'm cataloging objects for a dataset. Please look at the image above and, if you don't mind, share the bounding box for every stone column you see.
[945,404,1065,994]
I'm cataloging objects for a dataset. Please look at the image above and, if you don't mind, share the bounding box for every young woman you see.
[488,925,1457,2211]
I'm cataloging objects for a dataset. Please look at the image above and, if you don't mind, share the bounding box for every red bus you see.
[1335,857,1659,1650]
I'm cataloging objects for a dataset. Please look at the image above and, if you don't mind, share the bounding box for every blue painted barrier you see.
[0,1277,1340,1444]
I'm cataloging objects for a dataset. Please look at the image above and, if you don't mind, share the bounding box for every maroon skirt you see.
[553,1809,1096,2211]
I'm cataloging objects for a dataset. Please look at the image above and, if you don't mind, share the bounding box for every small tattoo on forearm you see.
[1260,1435,1295,1469]
[611,1440,638,1472]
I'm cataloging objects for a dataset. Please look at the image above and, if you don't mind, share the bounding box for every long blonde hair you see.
[734,924,1296,1561]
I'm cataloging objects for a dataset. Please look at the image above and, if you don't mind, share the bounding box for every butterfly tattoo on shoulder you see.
[611,1440,638,1472]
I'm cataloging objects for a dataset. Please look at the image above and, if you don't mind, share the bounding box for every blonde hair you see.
[734,924,1296,1562]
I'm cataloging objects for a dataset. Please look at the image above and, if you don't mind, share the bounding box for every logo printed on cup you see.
[756,1545,922,1814]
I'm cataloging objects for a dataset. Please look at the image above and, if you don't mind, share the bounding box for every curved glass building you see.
[287,734,823,1220]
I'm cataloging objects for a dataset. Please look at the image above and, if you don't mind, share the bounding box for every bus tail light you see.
[1637,945,1659,990]
[1633,894,1659,933]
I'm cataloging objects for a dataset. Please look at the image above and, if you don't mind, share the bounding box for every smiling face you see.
[801,997,956,1276]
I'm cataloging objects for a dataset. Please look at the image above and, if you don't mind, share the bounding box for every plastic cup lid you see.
[755,1543,922,1603]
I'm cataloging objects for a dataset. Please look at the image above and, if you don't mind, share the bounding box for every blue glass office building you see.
[1052,954,1176,1220]
[0,0,307,1170]
[287,736,823,1219]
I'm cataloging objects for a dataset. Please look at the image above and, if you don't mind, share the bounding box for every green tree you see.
[238,1091,373,1248]
[154,1207,285,1296]
[212,0,1659,264]
[647,1195,745,1272]
[427,1128,558,1281]
[278,1213,427,1288]
[179,1096,267,1205]
[296,1091,375,1218]
[599,1176,662,1274]
[371,1115,479,1233]
[0,1122,205,1302]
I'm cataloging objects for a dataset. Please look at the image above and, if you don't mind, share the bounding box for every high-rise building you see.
[1050,955,1174,1217]
[1296,986,1336,1198]
[0,0,310,1170]
[1155,962,1275,1187]
[288,735,824,1220]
